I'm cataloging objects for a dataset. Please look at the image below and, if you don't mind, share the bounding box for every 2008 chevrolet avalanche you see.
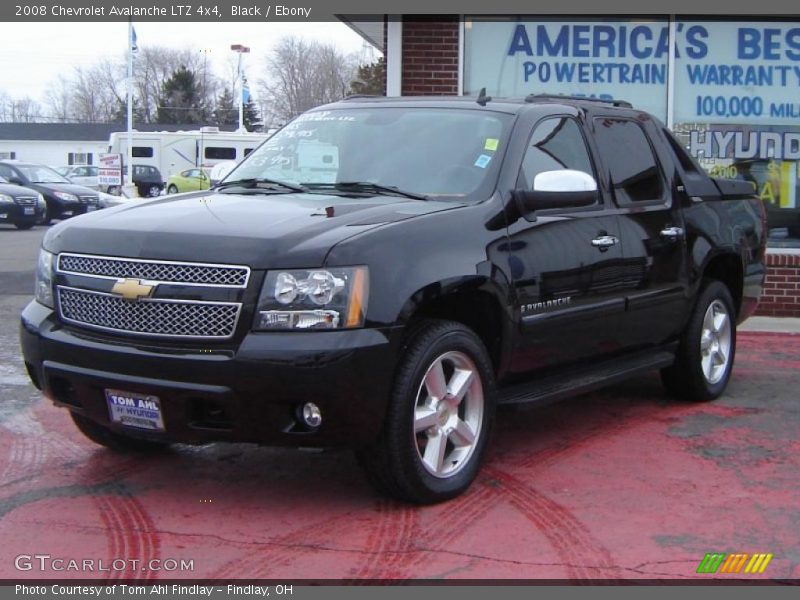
[20,95,766,503]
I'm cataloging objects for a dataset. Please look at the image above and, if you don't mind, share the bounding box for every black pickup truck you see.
[20,95,766,503]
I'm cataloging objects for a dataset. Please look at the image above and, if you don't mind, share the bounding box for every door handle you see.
[660,226,685,240]
[591,235,619,250]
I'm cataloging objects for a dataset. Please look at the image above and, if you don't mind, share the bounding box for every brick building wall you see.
[400,17,459,95]
[755,253,800,317]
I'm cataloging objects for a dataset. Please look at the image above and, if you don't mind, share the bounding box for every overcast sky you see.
[0,21,375,106]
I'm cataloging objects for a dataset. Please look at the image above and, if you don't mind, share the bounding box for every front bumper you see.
[20,300,402,447]
[50,200,97,219]
[0,203,44,224]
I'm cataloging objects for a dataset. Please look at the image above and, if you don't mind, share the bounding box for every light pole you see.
[124,20,138,198]
[230,44,250,131]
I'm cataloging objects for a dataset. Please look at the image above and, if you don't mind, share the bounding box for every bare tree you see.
[258,36,357,126]
[0,91,12,122]
[4,96,43,122]
[44,76,73,122]
[134,46,217,123]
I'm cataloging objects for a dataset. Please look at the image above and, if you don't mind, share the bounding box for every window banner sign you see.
[674,21,800,126]
[463,18,669,119]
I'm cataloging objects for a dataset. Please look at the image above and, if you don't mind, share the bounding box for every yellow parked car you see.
[166,168,210,194]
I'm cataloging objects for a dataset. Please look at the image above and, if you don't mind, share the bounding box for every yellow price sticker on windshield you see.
[484,138,499,151]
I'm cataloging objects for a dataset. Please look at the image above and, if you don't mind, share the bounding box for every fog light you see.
[301,402,322,428]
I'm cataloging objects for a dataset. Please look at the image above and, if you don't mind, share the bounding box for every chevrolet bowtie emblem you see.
[111,278,155,301]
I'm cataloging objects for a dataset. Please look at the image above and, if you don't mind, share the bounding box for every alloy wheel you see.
[413,350,484,478]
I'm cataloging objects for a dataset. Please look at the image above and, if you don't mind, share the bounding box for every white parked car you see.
[62,165,100,190]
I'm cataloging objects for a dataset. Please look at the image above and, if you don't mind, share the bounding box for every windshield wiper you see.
[302,181,430,201]
[215,177,307,193]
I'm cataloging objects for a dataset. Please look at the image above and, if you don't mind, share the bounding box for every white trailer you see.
[107,127,270,181]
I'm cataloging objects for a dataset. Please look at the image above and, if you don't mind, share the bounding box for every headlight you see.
[53,191,77,202]
[254,266,368,330]
[0,193,13,204]
[35,250,55,308]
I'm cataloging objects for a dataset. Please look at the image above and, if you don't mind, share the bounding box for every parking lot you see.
[1,225,799,581]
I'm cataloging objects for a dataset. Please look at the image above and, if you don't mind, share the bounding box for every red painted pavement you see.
[1,332,798,581]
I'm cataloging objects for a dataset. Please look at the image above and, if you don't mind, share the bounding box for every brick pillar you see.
[401,16,460,96]
[755,253,800,317]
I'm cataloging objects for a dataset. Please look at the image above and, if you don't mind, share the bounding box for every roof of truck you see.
[326,93,640,116]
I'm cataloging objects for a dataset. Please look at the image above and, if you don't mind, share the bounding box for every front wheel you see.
[661,280,737,401]
[167,185,178,194]
[357,320,496,504]
[41,205,53,226]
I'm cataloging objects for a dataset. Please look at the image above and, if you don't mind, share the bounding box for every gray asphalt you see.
[0,226,47,419]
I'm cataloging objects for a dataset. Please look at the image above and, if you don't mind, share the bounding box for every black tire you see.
[41,205,52,226]
[14,222,35,230]
[70,412,170,453]
[356,320,496,504]
[167,185,178,194]
[661,280,737,402]
[147,185,161,197]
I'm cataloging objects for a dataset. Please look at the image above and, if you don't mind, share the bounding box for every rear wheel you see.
[661,280,736,401]
[70,412,170,453]
[167,185,178,194]
[357,320,496,504]
[147,184,161,197]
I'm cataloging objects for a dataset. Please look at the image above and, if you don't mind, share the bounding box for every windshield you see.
[18,165,70,184]
[225,107,513,201]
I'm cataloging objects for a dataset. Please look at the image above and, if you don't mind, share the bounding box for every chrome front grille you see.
[15,196,36,205]
[57,253,250,287]
[79,195,98,204]
[57,287,241,339]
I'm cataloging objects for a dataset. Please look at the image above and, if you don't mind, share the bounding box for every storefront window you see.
[463,17,669,120]
[672,20,800,247]
[463,16,800,246]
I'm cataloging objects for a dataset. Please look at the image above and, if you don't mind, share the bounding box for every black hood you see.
[43,190,461,269]
[31,182,98,196]
[0,183,39,198]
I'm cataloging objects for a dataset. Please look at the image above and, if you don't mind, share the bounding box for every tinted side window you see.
[593,118,663,203]
[0,165,17,179]
[517,117,594,191]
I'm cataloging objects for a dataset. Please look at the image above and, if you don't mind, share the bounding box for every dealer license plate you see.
[105,389,165,431]
[24,207,34,215]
